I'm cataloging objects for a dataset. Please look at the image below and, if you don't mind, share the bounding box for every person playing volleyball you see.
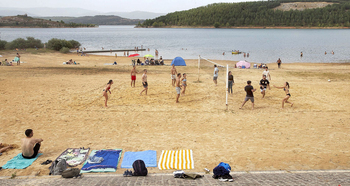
[103,80,113,107]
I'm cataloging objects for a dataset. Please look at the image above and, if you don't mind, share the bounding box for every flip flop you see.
[41,159,52,165]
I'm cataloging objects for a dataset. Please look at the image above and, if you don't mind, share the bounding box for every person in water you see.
[181,73,187,95]
[140,69,148,96]
[103,80,113,107]
[21,129,43,159]
[274,82,294,109]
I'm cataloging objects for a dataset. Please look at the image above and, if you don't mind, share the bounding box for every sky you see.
[0,0,259,13]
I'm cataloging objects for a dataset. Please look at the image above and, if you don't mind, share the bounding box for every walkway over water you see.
[79,49,146,53]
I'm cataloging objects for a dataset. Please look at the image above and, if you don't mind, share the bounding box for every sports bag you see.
[218,162,231,172]
[49,159,67,175]
[132,160,148,176]
[62,168,81,178]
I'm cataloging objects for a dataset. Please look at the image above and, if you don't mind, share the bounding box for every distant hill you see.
[0,7,165,20]
[41,15,143,25]
[140,0,350,28]
[0,15,95,28]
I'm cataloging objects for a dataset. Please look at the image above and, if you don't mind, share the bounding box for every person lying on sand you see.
[21,129,43,159]
[0,143,14,154]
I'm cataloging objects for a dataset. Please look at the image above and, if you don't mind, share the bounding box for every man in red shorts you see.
[131,65,138,88]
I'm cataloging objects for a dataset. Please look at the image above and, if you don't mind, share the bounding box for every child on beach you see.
[181,73,187,95]
[274,82,294,109]
[140,69,148,96]
[176,73,182,103]
[103,80,113,107]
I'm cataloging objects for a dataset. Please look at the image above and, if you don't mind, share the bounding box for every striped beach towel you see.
[158,150,194,170]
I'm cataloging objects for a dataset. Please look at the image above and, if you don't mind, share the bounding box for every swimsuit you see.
[182,79,187,87]
[131,75,136,80]
[143,82,148,88]
[284,88,291,97]
[22,143,40,159]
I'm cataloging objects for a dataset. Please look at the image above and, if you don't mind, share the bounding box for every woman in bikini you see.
[274,82,293,109]
[181,73,187,95]
[103,80,113,107]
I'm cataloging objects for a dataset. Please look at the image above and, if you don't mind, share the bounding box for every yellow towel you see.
[158,150,194,170]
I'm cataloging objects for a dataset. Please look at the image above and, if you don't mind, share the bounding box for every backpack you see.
[62,168,81,178]
[132,160,148,176]
[218,162,231,172]
[49,159,68,175]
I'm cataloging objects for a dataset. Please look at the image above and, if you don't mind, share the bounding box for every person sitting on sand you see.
[140,69,148,96]
[0,143,14,155]
[176,73,182,103]
[21,129,43,159]
[159,57,164,65]
[131,66,138,88]
[171,64,177,87]
[145,58,150,65]
[137,59,141,65]
[240,80,256,110]
[274,82,294,109]
[260,75,270,98]
[181,73,187,95]
[103,80,113,107]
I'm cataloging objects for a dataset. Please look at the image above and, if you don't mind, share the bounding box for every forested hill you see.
[139,0,350,28]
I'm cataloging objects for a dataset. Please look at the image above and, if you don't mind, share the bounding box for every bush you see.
[47,38,79,51]
[25,37,44,48]
[60,47,70,53]
[0,40,7,50]
[214,22,221,28]
[3,37,44,50]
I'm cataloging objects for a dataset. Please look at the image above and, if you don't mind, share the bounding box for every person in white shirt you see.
[262,67,271,81]
[213,65,219,86]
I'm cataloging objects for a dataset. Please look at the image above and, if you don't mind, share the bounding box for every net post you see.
[198,55,200,82]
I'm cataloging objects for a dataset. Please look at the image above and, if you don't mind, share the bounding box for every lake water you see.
[1,25,349,63]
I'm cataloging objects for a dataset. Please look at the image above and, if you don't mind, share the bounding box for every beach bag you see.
[218,162,231,172]
[62,168,81,178]
[132,160,148,176]
[49,159,67,175]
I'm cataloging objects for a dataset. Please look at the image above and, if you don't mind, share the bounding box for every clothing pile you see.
[173,170,203,180]
[212,162,234,182]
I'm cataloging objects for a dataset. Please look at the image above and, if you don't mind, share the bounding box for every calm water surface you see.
[1,25,349,63]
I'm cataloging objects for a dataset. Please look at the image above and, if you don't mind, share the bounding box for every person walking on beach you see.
[240,80,256,110]
[21,129,43,159]
[131,66,137,88]
[103,80,113,107]
[262,67,271,81]
[260,75,270,98]
[181,73,187,95]
[15,53,21,66]
[228,71,234,94]
[140,69,148,96]
[213,65,219,86]
[277,58,281,68]
[176,73,182,103]
[274,82,293,109]
[171,64,177,87]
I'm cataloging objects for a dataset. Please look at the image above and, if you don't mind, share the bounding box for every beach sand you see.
[0,50,349,177]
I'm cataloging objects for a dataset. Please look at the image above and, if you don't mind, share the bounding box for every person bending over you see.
[21,129,43,159]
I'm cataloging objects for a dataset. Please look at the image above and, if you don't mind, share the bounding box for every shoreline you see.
[135,25,350,29]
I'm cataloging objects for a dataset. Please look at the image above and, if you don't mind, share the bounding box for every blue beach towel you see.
[81,149,122,172]
[2,153,43,169]
[121,150,157,168]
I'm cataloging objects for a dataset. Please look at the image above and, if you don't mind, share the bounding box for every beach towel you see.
[2,153,43,169]
[158,150,194,170]
[121,150,157,168]
[80,149,122,173]
[55,148,90,167]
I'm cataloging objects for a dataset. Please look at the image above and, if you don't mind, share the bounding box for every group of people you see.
[65,59,78,65]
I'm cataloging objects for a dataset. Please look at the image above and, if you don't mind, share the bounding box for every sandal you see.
[41,159,52,165]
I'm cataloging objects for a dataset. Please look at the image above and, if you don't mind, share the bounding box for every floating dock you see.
[78,49,146,53]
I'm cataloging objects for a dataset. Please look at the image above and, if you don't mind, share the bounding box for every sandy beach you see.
[0,49,349,177]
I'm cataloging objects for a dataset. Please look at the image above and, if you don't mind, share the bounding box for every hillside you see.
[140,0,350,28]
[0,15,95,28]
[41,15,143,25]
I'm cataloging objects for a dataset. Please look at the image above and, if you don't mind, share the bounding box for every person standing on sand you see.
[181,73,187,95]
[103,80,113,107]
[260,75,270,98]
[140,69,148,96]
[15,53,21,66]
[131,66,137,88]
[213,65,219,86]
[171,64,177,87]
[274,82,293,109]
[228,71,234,94]
[175,73,182,103]
[240,80,256,110]
[21,129,43,159]
[277,58,281,68]
[262,67,271,81]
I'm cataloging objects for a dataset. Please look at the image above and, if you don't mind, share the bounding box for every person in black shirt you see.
[240,80,256,110]
[227,71,234,94]
[259,75,270,98]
